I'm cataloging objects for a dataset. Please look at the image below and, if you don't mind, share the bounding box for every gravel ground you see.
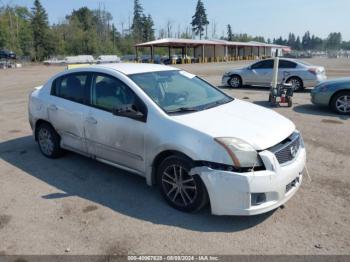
[0,58,349,255]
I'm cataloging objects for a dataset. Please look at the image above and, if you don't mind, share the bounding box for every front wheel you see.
[331,91,350,115]
[228,75,242,88]
[157,155,208,213]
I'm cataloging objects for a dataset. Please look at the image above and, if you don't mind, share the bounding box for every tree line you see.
[0,0,155,60]
[0,0,349,61]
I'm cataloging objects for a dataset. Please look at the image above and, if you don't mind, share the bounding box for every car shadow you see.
[252,100,273,108]
[293,104,350,119]
[0,136,274,233]
[219,85,270,91]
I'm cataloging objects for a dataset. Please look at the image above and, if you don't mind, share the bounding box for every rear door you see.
[278,59,298,82]
[245,60,274,86]
[48,72,91,154]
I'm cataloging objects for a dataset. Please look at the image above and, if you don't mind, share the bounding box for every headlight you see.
[214,137,263,168]
[314,82,329,92]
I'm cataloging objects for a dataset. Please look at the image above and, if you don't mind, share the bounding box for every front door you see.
[245,59,274,86]
[84,73,146,173]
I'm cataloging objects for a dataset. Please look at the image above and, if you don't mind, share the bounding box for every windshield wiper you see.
[203,98,233,110]
[167,107,200,114]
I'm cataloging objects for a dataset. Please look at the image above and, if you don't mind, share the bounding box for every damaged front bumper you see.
[190,147,306,216]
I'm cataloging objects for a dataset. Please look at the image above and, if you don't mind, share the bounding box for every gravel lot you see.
[0,58,349,255]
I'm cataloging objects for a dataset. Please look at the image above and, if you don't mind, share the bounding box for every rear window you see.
[52,73,89,104]
[297,60,312,66]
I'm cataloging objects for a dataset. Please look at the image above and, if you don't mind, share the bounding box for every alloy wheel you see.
[229,77,241,88]
[38,128,54,156]
[336,95,350,113]
[161,164,198,207]
[289,78,301,90]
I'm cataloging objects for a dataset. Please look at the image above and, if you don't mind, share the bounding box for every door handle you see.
[48,104,57,111]
[86,117,97,124]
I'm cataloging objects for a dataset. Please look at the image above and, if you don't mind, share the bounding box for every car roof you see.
[91,63,179,75]
[261,57,296,62]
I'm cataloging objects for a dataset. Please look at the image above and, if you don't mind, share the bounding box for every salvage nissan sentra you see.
[28,63,306,215]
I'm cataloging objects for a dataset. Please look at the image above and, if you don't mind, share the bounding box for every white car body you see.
[222,58,327,89]
[28,63,306,216]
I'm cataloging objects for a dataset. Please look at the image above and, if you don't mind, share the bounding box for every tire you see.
[330,91,350,115]
[287,77,304,91]
[268,93,273,102]
[36,123,64,158]
[157,155,208,213]
[228,75,242,88]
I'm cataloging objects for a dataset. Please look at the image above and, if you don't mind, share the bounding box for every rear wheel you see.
[287,77,304,91]
[331,91,350,115]
[228,75,242,88]
[157,155,208,212]
[36,123,64,158]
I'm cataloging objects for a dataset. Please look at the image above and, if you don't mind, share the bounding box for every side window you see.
[251,61,264,69]
[279,60,297,69]
[251,60,273,69]
[91,74,137,112]
[52,73,88,104]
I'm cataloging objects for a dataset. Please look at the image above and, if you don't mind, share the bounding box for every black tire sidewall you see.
[157,155,208,213]
[36,123,63,158]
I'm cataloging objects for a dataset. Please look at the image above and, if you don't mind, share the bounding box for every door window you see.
[52,73,88,104]
[91,74,137,112]
[251,60,273,69]
[279,60,297,68]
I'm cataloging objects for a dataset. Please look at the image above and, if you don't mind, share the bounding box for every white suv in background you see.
[29,63,306,215]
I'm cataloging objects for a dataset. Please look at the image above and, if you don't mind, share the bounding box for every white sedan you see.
[28,63,306,215]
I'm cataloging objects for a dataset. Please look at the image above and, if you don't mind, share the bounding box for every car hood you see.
[227,68,247,74]
[172,99,295,150]
[322,77,350,85]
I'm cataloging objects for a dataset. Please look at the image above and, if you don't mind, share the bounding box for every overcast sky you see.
[5,0,350,40]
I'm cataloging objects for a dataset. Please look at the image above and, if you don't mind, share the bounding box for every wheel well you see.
[151,150,193,185]
[34,119,55,141]
[229,74,242,81]
[329,89,350,106]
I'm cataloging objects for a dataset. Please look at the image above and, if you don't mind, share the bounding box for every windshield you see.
[129,70,233,114]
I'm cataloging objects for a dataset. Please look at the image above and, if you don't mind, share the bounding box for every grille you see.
[270,133,301,165]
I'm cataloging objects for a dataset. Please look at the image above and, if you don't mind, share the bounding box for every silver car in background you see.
[222,58,327,90]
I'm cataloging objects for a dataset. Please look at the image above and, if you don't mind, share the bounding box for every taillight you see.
[308,68,317,75]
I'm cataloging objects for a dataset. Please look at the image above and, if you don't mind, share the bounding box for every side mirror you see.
[112,104,145,121]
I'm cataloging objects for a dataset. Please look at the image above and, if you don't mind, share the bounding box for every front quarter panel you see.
[144,114,233,185]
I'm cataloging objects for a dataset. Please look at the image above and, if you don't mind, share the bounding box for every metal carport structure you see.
[135,38,290,63]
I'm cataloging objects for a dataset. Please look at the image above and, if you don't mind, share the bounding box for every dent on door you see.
[84,110,145,173]
[48,98,87,153]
